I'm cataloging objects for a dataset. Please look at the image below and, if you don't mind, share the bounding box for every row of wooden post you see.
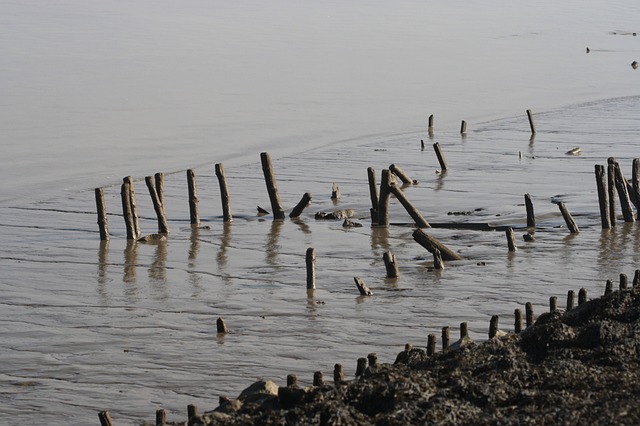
[425,109,535,136]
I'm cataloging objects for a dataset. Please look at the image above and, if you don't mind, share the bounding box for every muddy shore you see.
[147,283,640,425]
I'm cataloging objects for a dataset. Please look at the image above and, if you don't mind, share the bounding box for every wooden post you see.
[633,159,640,211]
[413,229,463,261]
[433,248,445,270]
[216,317,228,334]
[156,409,167,426]
[389,164,414,185]
[428,114,434,134]
[578,288,587,305]
[489,315,499,339]
[215,163,233,222]
[611,160,635,222]
[441,327,450,353]
[95,188,110,241]
[145,176,169,234]
[378,169,392,227]
[608,162,617,226]
[549,296,557,313]
[634,270,640,287]
[313,371,324,386]
[287,374,297,387]
[427,334,436,356]
[187,404,198,420]
[460,322,469,340]
[306,248,316,290]
[123,176,140,239]
[290,192,312,218]
[558,202,579,233]
[121,182,135,239]
[367,167,379,224]
[605,279,613,295]
[566,290,575,311]
[620,273,628,290]
[525,302,534,327]
[382,250,399,278]
[260,152,285,220]
[155,172,165,210]
[506,227,517,252]
[420,139,425,150]
[356,358,367,377]
[595,165,611,229]
[98,411,113,426]
[433,143,448,172]
[354,277,373,296]
[187,169,199,225]
[526,109,536,134]
[333,364,344,386]
[330,182,341,200]
[460,120,467,134]
[514,309,523,333]
[524,193,535,228]
[388,184,431,228]
[367,353,378,367]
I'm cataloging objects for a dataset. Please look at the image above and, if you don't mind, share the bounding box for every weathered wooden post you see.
[489,315,500,339]
[187,169,199,225]
[155,172,165,209]
[98,411,113,426]
[156,408,167,426]
[412,229,463,261]
[145,176,169,234]
[389,164,414,185]
[433,143,448,172]
[525,302,534,327]
[428,114,434,134]
[354,277,373,296]
[578,288,587,305]
[356,358,367,377]
[367,167,379,224]
[95,188,110,241]
[123,176,140,238]
[433,248,445,270]
[306,248,316,290]
[367,353,378,367]
[620,273,628,290]
[216,317,228,334]
[333,364,344,386]
[187,404,198,420]
[605,280,613,295]
[215,163,233,222]
[460,120,467,135]
[634,270,640,287]
[558,202,579,233]
[506,227,517,252]
[289,193,312,218]
[633,159,640,211]
[427,334,437,356]
[260,152,285,220]
[383,250,400,278]
[388,184,431,228]
[611,159,635,222]
[287,374,297,386]
[514,309,523,333]
[595,165,611,229]
[313,371,324,386]
[607,162,617,226]
[566,290,575,311]
[121,182,136,239]
[377,169,392,227]
[441,327,450,353]
[549,296,558,313]
[526,109,536,134]
[331,183,341,200]
[524,193,535,228]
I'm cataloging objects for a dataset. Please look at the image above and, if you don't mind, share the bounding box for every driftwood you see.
[412,229,463,261]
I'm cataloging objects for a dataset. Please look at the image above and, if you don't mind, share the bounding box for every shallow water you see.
[1,1,640,424]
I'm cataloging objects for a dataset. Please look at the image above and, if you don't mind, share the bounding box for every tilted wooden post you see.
[433,142,448,172]
[388,184,431,228]
[433,248,445,270]
[290,193,312,218]
[611,159,635,222]
[155,172,165,210]
[506,227,517,252]
[260,152,285,220]
[215,163,233,222]
[412,229,463,261]
[354,277,373,296]
[558,202,579,233]
[389,164,414,185]
[526,109,536,134]
[595,165,611,229]
[145,176,169,234]
[187,169,199,225]
[98,411,113,426]
[123,176,140,239]
[95,188,110,241]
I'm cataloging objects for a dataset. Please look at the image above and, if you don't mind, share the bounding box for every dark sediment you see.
[156,286,640,425]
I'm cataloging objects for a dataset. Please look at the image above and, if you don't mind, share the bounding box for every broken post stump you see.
[514,309,523,333]
[427,334,436,356]
[367,167,379,224]
[412,229,463,261]
[383,250,400,278]
[441,327,450,353]
[428,114,434,134]
[123,176,140,238]
[389,164,414,185]
[567,290,575,311]
[333,364,344,386]
[489,315,500,339]
[611,159,635,222]
[287,374,297,387]
[460,120,467,134]
[378,169,392,227]
[260,152,285,220]
[354,277,373,296]
[95,188,110,241]
[620,273,628,290]
[595,165,611,229]
[578,288,587,305]
[216,317,228,334]
[306,248,316,290]
[145,176,169,234]
[388,184,431,228]
[313,371,323,386]
[433,248,445,270]
[290,192,312,218]
[634,270,640,287]
[215,163,233,222]
[121,182,136,239]
[98,411,113,426]
[550,296,558,313]
[187,169,199,225]
[433,142,448,172]
[526,109,536,134]
[605,280,613,296]
[367,353,378,367]
[331,182,340,200]
[156,409,167,426]
[356,358,367,377]
[558,202,579,233]
[506,227,517,252]
[525,302,534,327]
[524,193,535,228]
[633,159,640,212]
[187,404,198,420]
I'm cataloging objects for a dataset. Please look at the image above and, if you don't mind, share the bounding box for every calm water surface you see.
[1,1,639,424]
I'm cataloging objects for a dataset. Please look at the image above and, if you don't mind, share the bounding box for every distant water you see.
[1,1,639,424]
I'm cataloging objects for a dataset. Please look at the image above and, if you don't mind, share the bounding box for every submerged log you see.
[412,229,463,261]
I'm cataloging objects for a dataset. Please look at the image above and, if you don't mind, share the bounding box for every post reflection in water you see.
[266,220,283,266]
[123,240,140,301]
[149,240,168,301]
[291,218,311,235]
[217,222,232,268]
[370,226,390,254]
[97,240,110,304]
[188,226,202,291]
